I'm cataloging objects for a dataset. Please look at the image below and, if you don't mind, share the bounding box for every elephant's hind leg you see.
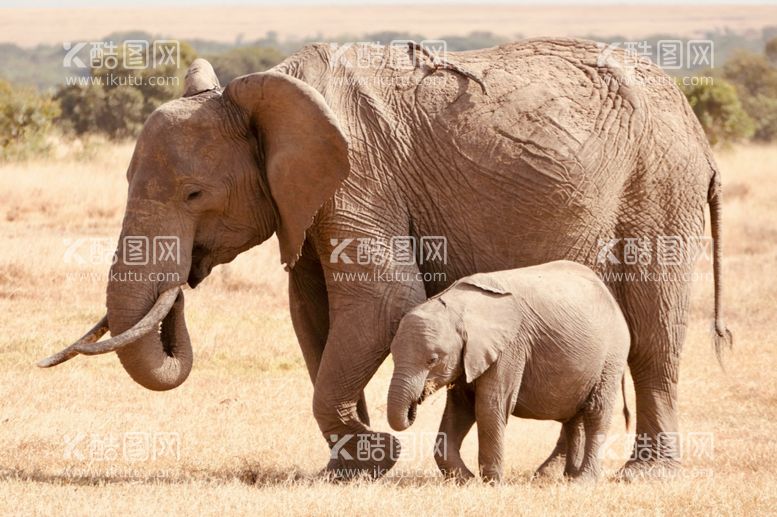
[615,258,695,480]
[534,420,584,480]
[567,368,622,482]
[560,416,585,478]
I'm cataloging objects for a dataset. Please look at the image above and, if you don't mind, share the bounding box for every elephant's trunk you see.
[104,222,194,391]
[387,367,427,431]
[38,209,195,390]
[107,279,192,391]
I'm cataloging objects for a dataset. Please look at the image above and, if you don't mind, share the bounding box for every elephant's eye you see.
[186,190,203,202]
[427,354,439,367]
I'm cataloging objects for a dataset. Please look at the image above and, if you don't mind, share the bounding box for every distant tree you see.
[91,41,197,111]
[101,86,146,139]
[722,50,777,97]
[765,36,777,65]
[55,41,197,139]
[722,50,777,141]
[439,31,509,51]
[54,84,105,135]
[741,94,777,142]
[0,80,60,160]
[679,78,754,146]
[209,47,285,84]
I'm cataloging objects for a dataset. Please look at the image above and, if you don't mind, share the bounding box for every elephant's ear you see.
[456,275,518,383]
[224,71,350,269]
[458,273,510,296]
[183,58,220,97]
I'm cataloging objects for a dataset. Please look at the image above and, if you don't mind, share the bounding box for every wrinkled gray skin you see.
[387,261,630,483]
[53,38,730,480]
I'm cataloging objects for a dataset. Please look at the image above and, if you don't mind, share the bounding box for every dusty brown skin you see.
[42,38,730,480]
[387,261,630,483]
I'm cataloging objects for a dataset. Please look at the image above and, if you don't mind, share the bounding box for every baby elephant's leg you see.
[562,415,585,478]
[475,394,509,484]
[569,373,620,482]
[435,385,476,482]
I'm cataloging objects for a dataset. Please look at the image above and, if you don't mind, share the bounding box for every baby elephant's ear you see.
[458,273,510,295]
[457,276,518,383]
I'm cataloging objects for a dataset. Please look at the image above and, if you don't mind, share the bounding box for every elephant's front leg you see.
[474,375,512,484]
[313,271,426,480]
[475,401,508,484]
[435,384,476,482]
[288,245,370,427]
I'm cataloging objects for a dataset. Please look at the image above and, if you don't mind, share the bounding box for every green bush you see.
[55,41,197,139]
[765,36,777,65]
[0,79,60,161]
[741,94,777,142]
[208,46,285,84]
[721,50,777,141]
[679,78,755,146]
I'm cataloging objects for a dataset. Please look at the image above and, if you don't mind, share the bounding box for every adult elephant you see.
[41,38,730,480]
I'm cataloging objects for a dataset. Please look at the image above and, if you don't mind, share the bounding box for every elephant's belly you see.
[511,363,600,422]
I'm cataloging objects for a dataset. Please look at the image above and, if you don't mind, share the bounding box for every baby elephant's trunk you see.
[387,368,427,431]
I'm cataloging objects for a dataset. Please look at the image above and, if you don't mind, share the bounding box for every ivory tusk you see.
[37,287,181,368]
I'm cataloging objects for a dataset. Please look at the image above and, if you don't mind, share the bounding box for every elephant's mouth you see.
[188,245,213,288]
[417,379,437,406]
[409,380,436,424]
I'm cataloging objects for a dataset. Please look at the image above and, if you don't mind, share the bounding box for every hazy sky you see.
[2,0,777,6]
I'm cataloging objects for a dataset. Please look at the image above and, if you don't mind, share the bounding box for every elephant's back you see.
[404,39,648,245]
[511,261,626,367]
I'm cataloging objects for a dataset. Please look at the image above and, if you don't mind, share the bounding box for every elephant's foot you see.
[436,460,475,484]
[565,469,599,484]
[533,450,566,480]
[615,457,681,482]
[321,431,401,481]
[615,433,682,481]
[534,423,584,480]
[480,470,503,485]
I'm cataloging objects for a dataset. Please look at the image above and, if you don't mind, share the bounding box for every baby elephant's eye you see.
[427,354,439,367]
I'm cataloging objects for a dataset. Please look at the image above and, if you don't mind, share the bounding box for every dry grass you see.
[2,5,777,47]
[0,141,775,515]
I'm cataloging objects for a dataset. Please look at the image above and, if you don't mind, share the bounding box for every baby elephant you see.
[387,260,630,483]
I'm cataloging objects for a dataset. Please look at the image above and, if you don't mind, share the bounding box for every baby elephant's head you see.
[387,300,463,431]
[387,275,517,431]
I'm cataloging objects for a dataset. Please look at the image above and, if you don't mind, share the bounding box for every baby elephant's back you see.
[503,261,630,420]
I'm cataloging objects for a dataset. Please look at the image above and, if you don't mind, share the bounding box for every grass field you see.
[0,140,775,515]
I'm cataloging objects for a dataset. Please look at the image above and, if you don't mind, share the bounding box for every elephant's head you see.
[386,275,518,431]
[38,59,350,391]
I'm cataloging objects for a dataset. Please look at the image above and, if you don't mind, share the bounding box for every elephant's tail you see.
[621,374,631,430]
[708,163,733,368]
